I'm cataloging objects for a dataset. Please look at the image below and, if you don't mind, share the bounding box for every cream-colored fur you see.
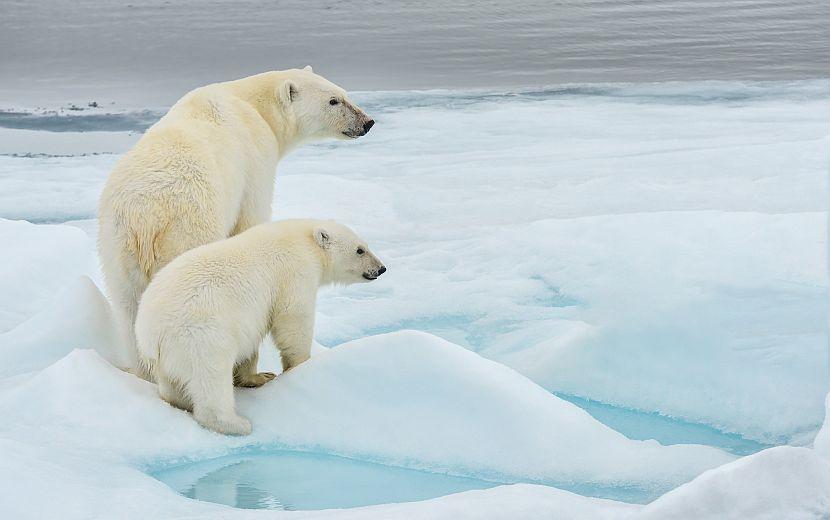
[98,68,373,377]
[134,219,385,435]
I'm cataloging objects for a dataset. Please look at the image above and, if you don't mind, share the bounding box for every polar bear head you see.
[279,66,374,142]
[314,222,386,284]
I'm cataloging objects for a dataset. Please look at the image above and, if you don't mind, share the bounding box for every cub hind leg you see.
[185,357,252,436]
[157,373,192,412]
[233,350,276,388]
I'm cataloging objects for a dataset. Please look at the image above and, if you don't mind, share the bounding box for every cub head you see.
[313,222,386,284]
[279,66,374,141]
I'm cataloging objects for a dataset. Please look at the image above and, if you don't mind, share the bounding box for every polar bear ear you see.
[314,228,330,249]
[303,65,313,72]
[279,80,298,106]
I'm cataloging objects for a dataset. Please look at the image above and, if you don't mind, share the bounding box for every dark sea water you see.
[1,0,829,106]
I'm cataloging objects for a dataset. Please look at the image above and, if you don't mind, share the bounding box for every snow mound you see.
[240,331,733,493]
[814,392,830,459]
[0,276,121,377]
[0,332,732,499]
[310,484,636,520]
[635,446,830,519]
[0,219,93,331]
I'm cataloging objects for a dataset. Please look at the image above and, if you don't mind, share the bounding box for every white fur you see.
[134,219,385,435]
[98,69,373,376]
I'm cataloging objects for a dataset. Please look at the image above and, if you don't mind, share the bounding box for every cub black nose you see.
[363,120,375,133]
[377,266,386,275]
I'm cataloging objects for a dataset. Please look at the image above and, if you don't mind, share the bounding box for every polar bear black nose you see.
[377,266,386,276]
[363,120,375,133]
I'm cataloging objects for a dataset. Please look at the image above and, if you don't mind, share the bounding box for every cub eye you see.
[329,98,339,106]
[356,248,365,255]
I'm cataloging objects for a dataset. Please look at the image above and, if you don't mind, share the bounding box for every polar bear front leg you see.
[231,181,274,237]
[271,311,314,372]
[186,358,252,436]
[233,351,276,387]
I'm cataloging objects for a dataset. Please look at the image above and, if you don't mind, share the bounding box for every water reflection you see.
[155,451,500,510]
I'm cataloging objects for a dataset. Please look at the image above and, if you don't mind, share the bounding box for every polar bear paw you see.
[234,371,276,388]
[194,408,253,436]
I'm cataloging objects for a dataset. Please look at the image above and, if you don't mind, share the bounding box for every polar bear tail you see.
[128,227,162,281]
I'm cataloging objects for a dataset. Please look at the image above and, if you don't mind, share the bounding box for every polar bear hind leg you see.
[157,373,193,412]
[185,357,252,436]
[233,351,276,387]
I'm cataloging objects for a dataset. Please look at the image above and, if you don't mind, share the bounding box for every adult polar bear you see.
[99,67,373,379]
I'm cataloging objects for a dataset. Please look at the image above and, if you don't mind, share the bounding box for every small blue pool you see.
[151,451,502,510]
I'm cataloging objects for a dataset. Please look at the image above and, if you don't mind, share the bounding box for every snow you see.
[0,155,119,222]
[479,211,827,444]
[1,343,827,519]
[815,393,830,459]
[1,434,633,520]
[0,219,95,331]
[3,82,825,441]
[636,446,830,519]
[0,81,828,517]
[294,84,829,443]
[0,333,732,495]
[0,276,122,376]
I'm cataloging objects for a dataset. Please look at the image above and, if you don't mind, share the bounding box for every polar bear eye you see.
[356,248,365,255]
[329,98,340,106]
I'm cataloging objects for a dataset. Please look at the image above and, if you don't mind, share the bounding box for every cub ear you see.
[303,65,313,72]
[314,228,330,249]
[279,80,297,105]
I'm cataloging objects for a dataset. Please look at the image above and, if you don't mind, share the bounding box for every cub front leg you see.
[270,310,314,372]
[233,350,276,388]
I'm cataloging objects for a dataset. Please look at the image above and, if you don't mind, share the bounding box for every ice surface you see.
[0,156,119,222]
[2,84,823,441]
[0,334,732,496]
[815,393,830,459]
[0,219,96,331]
[1,433,633,520]
[0,345,825,518]
[0,338,713,518]
[0,81,827,517]
[284,84,829,443]
[0,276,122,376]
[636,446,830,519]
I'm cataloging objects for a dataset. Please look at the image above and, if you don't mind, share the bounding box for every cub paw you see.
[235,371,276,388]
[195,410,253,436]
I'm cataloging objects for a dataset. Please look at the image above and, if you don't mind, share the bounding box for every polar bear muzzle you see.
[363,265,386,281]
[342,101,375,138]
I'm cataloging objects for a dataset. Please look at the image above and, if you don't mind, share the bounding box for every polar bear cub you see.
[135,219,386,435]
